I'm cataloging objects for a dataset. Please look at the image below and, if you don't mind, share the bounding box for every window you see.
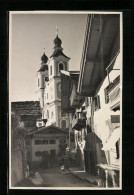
[116,139,120,159]
[59,139,66,144]
[61,120,66,129]
[51,112,54,119]
[34,140,41,145]
[50,65,52,75]
[49,140,56,144]
[35,151,42,156]
[59,63,63,72]
[38,78,39,87]
[42,140,48,144]
[94,95,101,111]
[47,110,49,119]
[45,77,49,82]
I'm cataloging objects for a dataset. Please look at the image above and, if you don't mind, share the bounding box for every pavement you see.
[69,167,102,187]
[24,167,102,187]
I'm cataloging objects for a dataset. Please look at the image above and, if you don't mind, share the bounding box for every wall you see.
[11,149,24,186]
[94,54,121,143]
[93,54,121,165]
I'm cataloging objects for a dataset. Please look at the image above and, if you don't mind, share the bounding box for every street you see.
[38,167,93,187]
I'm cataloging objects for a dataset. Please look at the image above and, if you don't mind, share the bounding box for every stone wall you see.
[11,149,24,186]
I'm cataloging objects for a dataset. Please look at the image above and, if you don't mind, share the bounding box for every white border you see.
[9,11,123,190]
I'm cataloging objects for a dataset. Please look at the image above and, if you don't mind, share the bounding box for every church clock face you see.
[57,82,61,99]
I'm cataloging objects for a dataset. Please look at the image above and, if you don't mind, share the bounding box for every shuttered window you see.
[94,95,101,111]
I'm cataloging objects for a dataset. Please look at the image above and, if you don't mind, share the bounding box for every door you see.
[42,151,49,169]
[50,150,56,168]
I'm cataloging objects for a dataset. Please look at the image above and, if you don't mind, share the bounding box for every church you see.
[36,33,71,130]
[25,33,74,168]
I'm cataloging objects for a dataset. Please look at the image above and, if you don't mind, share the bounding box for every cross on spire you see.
[56,26,58,36]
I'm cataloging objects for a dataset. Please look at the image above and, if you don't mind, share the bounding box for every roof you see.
[38,64,48,72]
[27,125,70,136]
[50,49,70,59]
[11,101,42,115]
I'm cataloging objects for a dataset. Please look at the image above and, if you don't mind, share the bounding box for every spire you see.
[38,49,48,72]
[56,26,58,36]
[41,48,48,64]
[50,29,70,59]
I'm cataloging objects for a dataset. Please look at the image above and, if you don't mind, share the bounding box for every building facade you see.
[61,14,121,188]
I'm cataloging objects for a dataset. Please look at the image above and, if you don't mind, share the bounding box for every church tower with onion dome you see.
[42,33,70,129]
[36,50,49,111]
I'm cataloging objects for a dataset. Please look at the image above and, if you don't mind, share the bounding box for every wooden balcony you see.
[72,112,86,130]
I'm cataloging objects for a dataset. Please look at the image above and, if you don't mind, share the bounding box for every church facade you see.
[36,35,71,130]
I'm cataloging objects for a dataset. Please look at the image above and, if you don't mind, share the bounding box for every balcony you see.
[108,77,120,111]
[72,112,86,130]
[70,84,84,107]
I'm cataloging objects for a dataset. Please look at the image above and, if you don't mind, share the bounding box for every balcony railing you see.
[72,112,86,130]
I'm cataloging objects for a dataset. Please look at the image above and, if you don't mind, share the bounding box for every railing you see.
[72,112,86,130]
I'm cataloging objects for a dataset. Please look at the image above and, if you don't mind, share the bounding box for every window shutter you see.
[104,88,109,104]
[97,95,101,109]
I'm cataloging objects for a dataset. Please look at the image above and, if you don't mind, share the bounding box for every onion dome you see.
[54,35,62,49]
[38,51,48,72]
[41,52,48,64]
[50,35,70,59]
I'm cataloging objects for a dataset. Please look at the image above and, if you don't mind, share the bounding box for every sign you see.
[111,115,120,123]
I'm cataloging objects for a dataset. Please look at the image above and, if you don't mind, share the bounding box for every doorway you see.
[50,150,56,168]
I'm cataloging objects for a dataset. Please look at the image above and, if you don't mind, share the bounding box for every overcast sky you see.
[10,12,87,102]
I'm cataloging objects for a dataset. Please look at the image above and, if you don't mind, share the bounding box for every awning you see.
[102,127,121,150]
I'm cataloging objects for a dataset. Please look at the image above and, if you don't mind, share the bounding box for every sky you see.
[10,12,88,102]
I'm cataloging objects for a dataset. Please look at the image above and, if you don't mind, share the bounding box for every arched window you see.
[59,63,64,72]
[51,112,54,119]
[61,120,66,129]
[47,110,49,119]
[50,65,52,75]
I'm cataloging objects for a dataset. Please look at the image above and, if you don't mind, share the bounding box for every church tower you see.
[36,51,49,112]
[43,34,70,129]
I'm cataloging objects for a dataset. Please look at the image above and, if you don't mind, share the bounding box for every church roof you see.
[50,49,70,59]
[50,35,70,59]
[41,52,48,64]
[38,64,48,72]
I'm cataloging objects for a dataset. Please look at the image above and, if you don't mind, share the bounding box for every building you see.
[11,101,42,134]
[25,125,71,168]
[77,14,121,187]
[36,34,71,130]
[61,14,121,187]
[25,34,75,168]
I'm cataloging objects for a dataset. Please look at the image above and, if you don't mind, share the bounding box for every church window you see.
[61,120,66,129]
[51,112,54,119]
[59,63,64,73]
[47,110,49,119]
[50,65,52,75]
